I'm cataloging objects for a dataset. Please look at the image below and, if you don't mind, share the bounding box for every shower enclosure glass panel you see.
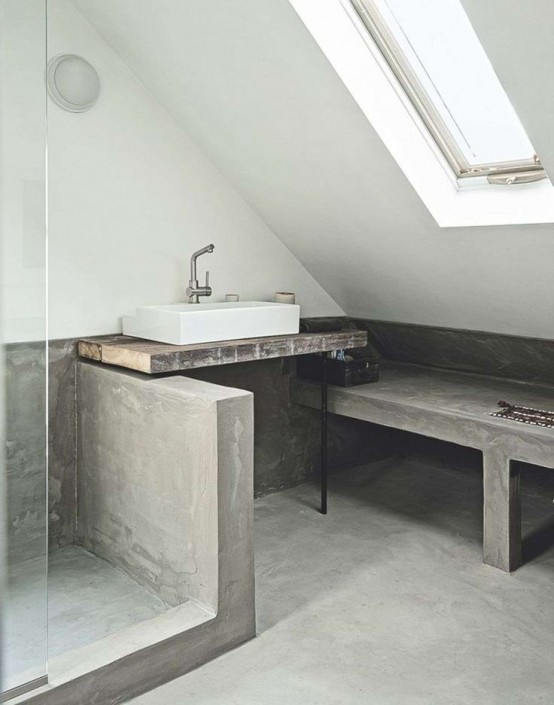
[0,0,48,699]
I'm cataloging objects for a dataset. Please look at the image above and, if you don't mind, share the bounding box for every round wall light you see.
[47,54,100,113]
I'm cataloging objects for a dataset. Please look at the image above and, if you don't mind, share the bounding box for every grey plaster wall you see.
[48,340,77,551]
[42,321,554,553]
[77,362,219,609]
[4,339,78,559]
[184,357,393,495]
[4,342,47,564]
[42,339,387,560]
[352,319,554,385]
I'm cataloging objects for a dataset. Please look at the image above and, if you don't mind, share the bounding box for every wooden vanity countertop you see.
[78,330,368,375]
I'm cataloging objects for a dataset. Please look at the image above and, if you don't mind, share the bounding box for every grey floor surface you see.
[4,546,169,691]
[47,547,169,658]
[3,555,47,691]
[130,456,554,705]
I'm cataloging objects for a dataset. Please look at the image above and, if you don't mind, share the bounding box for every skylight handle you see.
[487,170,548,186]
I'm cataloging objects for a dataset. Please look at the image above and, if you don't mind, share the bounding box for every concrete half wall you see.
[21,364,256,705]
[77,362,225,610]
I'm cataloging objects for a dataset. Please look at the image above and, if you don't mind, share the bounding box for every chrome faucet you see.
[186,244,214,303]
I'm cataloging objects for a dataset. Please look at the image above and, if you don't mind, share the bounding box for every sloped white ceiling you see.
[72,0,554,338]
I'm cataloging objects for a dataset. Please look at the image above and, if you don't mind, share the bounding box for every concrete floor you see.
[47,547,169,657]
[4,547,169,692]
[130,456,554,705]
[3,556,47,692]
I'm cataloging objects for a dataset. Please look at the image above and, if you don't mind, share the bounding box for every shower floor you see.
[4,546,169,692]
[47,546,170,657]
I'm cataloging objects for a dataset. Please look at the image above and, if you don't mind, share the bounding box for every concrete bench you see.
[292,362,554,572]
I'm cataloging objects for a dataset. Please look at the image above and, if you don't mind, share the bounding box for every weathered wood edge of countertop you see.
[77,330,368,375]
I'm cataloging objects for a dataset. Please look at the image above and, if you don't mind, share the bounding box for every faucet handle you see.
[205,270,210,288]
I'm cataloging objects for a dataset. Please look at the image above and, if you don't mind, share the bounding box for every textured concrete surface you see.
[130,457,554,705]
[186,358,320,494]
[48,340,77,552]
[294,362,554,458]
[48,547,169,656]
[41,322,554,557]
[185,358,394,496]
[4,339,77,560]
[3,547,168,690]
[78,330,367,374]
[2,342,48,699]
[49,336,382,505]
[17,367,255,705]
[294,361,554,571]
[353,319,554,386]
[77,362,219,609]
[4,343,47,564]
[2,555,47,693]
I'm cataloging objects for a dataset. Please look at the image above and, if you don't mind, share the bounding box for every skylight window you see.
[350,0,546,185]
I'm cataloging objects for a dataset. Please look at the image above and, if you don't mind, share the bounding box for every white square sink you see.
[122,301,300,346]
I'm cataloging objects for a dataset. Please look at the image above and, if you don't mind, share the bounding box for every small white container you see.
[225,294,240,302]
[275,292,295,304]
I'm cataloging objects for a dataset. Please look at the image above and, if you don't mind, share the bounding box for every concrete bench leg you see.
[483,452,522,572]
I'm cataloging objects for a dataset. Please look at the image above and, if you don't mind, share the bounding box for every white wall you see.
[0,0,46,343]
[74,0,554,339]
[47,0,342,340]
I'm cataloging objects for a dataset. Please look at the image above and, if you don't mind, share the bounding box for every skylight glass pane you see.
[366,0,537,168]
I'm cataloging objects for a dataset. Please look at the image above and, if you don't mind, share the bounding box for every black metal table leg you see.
[320,351,329,514]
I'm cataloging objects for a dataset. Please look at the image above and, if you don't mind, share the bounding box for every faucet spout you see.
[189,244,215,282]
[187,244,215,303]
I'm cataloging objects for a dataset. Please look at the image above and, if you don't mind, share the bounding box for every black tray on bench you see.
[297,346,379,387]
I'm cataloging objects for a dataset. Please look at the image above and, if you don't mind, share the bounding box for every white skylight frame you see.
[350,0,547,186]
[289,0,554,227]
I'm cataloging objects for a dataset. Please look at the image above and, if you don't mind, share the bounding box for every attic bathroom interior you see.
[1,0,553,703]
